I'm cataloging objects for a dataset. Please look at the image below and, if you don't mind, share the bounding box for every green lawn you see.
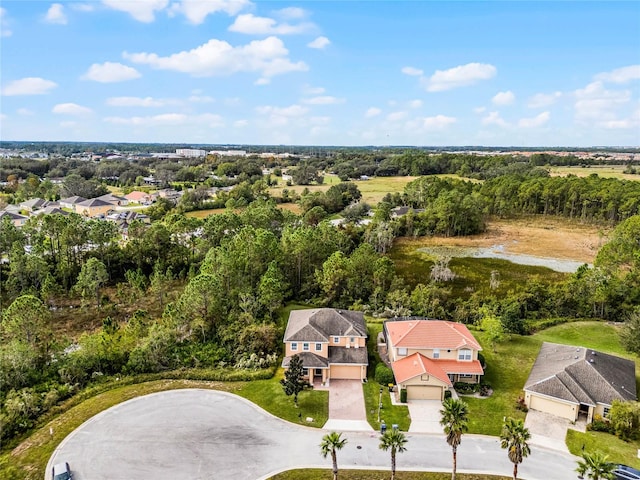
[566,430,640,469]
[549,165,640,182]
[269,470,510,480]
[363,322,411,431]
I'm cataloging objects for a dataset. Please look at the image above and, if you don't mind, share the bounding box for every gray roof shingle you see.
[525,342,637,406]
[283,308,367,342]
[328,346,368,365]
[281,352,329,369]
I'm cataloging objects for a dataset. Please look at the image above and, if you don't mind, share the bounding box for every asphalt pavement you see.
[47,389,579,480]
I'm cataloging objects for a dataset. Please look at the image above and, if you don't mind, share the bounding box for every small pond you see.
[417,245,589,273]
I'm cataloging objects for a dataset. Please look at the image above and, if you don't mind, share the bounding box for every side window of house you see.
[315,343,322,351]
[433,348,440,359]
[458,349,471,360]
[303,343,309,351]
[398,347,407,356]
[291,342,297,351]
[333,336,340,343]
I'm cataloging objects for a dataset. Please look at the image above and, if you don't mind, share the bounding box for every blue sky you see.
[0,1,639,146]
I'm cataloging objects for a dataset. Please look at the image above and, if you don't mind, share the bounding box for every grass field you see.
[549,165,640,181]
[269,470,510,480]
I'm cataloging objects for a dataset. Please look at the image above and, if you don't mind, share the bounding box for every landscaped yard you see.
[269,470,510,480]
[566,430,640,469]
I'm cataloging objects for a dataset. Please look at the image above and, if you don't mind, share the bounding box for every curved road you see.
[47,389,578,480]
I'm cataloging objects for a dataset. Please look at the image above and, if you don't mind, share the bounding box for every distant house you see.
[0,210,29,227]
[19,198,46,212]
[74,198,113,217]
[34,206,69,216]
[125,191,153,204]
[390,206,425,218]
[96,193,128,206]
[59,196,87,210]
[524,342,637,423]
[384,319,484,401]
[282,308,368,384]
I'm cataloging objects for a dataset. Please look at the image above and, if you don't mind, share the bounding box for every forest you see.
[1,150,639,446]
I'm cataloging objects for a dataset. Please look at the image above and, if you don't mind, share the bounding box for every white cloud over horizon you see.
[124,36,308,79]
[365,107,381,118]
[82,62,141,83]
[594,64,640,84]
[53,103,92,115]
[0,7,13,37]
[169,0,251,24]
[528,91,562,108]
[424,63,497,92]
[2,77,58,96]
[307,36,330,49]
[102,0,168,23]
[518,111,550,128]
[228,13,313,35]
[422,115,456,129]
[106,96,179,107]
[492,90,515,106]
[45,3,67,24]
[402,66,423,76]
[301,96,345,105]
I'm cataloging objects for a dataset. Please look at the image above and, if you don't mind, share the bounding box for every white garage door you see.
[407,385,443,400]
[330,365,362,380]
[529,395,576,421]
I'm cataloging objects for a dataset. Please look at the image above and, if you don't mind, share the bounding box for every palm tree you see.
[439,397,469,480]
[320,431,348,480]
[379,429,408,480]
[500,417,531,480]
[576,451,616,480]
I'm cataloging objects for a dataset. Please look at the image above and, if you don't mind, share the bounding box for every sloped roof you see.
[34,206,69,216]
[76,198,113,208]
[433,359,484,375]
[385,320,482,351]
[60,196,87,205]
[328,346,368,365]
[282,352,328,369]
[125,191,150,201]
[0,210,28,221]
[391,353,452,385]
[97,193,127,204]
[20,198,46,209]
[283,308,367,342]
[525,342,637,406]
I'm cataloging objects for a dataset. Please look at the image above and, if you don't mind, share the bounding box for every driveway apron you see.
[322,379,372,431]
[408,400,444,434]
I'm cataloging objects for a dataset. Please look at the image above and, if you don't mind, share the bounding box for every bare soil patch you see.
[397,216,608,264]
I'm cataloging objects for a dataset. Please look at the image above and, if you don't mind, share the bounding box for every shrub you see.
[477,352,486,368]
[454,382,480,394]
[375,364,394,385]
[400,388,407,403]
[444,389,452,399]
[587,414,613,433]
[515,396,529,412]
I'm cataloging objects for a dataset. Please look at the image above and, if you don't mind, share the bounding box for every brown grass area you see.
[549,165,640,181]
[397,216,608,263]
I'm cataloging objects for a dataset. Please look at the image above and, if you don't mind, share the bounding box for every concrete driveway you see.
[47,389,580,480]
[323,379,371,431]
[524,409,572,453]
[408,400,444,434]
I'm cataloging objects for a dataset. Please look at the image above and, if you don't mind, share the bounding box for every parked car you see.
[52,462,72,480]
[614,465,640,480]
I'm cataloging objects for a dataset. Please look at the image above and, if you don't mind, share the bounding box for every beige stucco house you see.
[75,198,114,217]
[282,308,368,384]
[524,342,637,423]
[384,319,484,401]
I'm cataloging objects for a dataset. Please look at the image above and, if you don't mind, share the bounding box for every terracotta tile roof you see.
[433,359,484,375]
[391,353,452,386]
[525,342,637,405]
[385,320,482,350]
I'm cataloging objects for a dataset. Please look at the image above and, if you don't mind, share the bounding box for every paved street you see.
[47,389,579,480]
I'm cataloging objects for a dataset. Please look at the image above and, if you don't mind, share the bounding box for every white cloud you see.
[102,0,169,23]
[234,119,248,127]
[0,7,12,37]
[277,7,306,20]
[527,91,562,108]
[492,90,515,106]
[302,96,345,105]
[422,115,456,129]
[169,0,250,25]
[401,66,423,76]
[365,107,381,118]
[17,108,34,116]
[518,111,550,128]
[574,81,631,122]
[2,77,57,96]
[188,94,215,103]
[256,104,308,126]
[0,113,7,121]
[52,103,92,116]
[482,111,508,127]
[45,4,67,24]
[408,99,423,109]
[82,62,141,83]
[424,62,497,92]
[104,113,188,125]
[307,36,330,49]
[228,14,313,35]
[106,96,178,107]
[386,111,407,122]
[302,85,325,95]
[594,65,640,84]
[254,77,270,85]
[124,36,308,79]
[71,4,94,12]
[473,106,486,114]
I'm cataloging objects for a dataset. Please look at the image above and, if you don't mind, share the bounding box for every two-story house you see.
[282,308,368,384]
[384,319,484,401]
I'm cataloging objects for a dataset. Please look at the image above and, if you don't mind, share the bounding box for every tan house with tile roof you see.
[384,319,484,401]
[282,308,368,384]
[524,342,637,423]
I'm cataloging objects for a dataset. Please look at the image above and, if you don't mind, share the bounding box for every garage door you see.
[330,365,362,380]
[407,385,442,400]
[529,395,576,421]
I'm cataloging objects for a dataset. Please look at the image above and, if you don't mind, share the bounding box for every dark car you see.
[614,465,640,480]
[52,462,72,480]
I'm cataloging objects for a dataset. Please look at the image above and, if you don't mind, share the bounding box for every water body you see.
[417,245,589,273]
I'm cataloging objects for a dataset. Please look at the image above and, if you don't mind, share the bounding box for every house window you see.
[349,337,355,343]
[333,336,340,343]
[315,343,322,351]
[291,343,298,351]
[303,343,310,351]
[603,406,610,417]
[433,349,440,359]
[398,347,408,356]
[458,349,472,361]
[460,374,473,378]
